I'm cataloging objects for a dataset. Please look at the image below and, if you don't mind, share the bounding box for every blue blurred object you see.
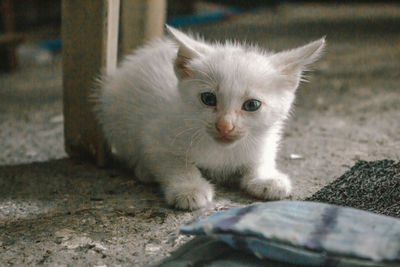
[38,39,62,53]
[167,7,242,27]
[33,6,242,53]
[180,201,400,266]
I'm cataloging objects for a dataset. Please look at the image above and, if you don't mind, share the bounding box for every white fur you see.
[94,26,325,210]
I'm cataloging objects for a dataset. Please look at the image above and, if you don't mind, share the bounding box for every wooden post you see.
[119,0,166,57]
[62,0,120,166]
[0,0,21,72]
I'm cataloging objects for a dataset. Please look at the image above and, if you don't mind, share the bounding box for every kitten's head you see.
[166,25,325,146]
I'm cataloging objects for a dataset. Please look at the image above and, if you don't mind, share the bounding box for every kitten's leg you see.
[241,163,292,200]
[162,167,214,210]
[241,126,291,200]
[141,155,214,210]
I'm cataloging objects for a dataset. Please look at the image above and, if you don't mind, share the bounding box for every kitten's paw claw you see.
[165,180,214,210]
[242,173,291,200]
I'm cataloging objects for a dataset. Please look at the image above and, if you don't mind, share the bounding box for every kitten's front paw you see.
[242,172,291,200]
[164,179,214,210]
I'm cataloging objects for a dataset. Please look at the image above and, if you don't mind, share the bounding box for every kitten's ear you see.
[271,37,326,88]
[165,25,211,79]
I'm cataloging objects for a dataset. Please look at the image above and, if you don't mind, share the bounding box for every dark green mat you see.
[306,160,400,218]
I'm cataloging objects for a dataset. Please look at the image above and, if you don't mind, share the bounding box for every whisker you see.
[183,118,210,126]
[185,128,202,169]
[170,127,196,145]
[188,77,217,88]
[195,69,218,85]
[242,134,257,154]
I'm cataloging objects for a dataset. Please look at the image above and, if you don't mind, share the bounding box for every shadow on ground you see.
[0,158,255,265]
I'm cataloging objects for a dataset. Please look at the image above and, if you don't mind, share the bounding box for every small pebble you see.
[289,153,304,160]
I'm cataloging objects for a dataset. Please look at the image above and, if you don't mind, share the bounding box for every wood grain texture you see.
[62,0,120,166]
[119,0,166,57]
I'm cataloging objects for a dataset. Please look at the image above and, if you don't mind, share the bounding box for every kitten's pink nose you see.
[216,122,235,136]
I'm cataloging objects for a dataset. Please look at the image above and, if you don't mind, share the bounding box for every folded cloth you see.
[154,236,288,267]
[180,201,400,266]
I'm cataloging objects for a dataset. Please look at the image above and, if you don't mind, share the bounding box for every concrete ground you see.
[1,3,399,266]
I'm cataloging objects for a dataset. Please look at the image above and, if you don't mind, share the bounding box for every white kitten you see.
[94,25,325,210]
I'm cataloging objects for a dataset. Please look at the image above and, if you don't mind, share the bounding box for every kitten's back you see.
[93,38,179,159]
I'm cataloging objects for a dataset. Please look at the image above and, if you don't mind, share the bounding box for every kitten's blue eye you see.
[200,92,217,107]
[242,99,261,112]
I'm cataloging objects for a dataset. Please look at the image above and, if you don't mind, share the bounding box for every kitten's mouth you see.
[206,128,243,145]
[214,135,239,145]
